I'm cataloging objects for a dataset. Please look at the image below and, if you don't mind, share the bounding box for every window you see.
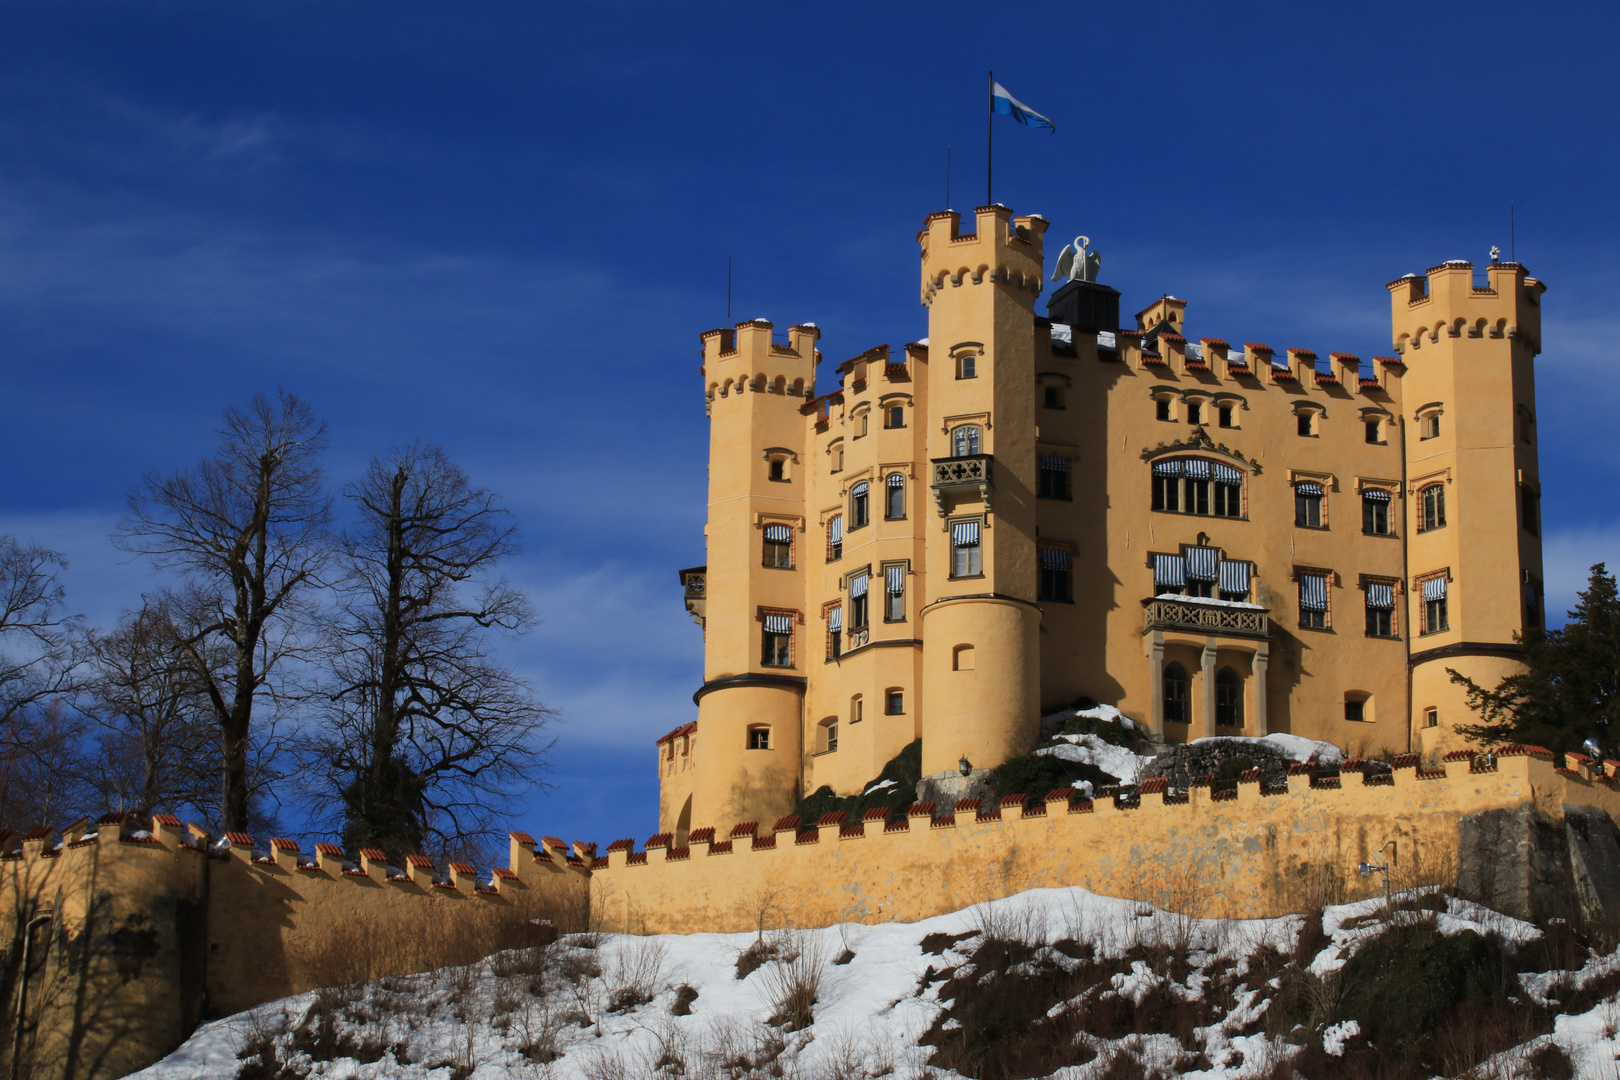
[1365,580,1396,638]
[827,516,843,561]
[1418,484,1446,532]
[1424,707,1438,729]
[747,726,771,750]
[950,520,982,577]
[1420,412,1441,440]
[1297,412,1315,437]
[1038,455,1070,499]
[1215,667,1242,728]
[819,719,838,753]
[1298,572,1328,629]
[885,473,905,519]
[1217,559,1251,602]
[957,353,977,379]
[1365,420,1381,444]
[832,444,844,472]
[826,606,842,660]
[1156,398,1173,422]
[1163,663,1190,726]
[1421,575,1448,635]
[1520,414,1534,443]
[951,425,982,457]
[885,565,906,621]
[1039,547,1071,602]
[850,482,870,528]
[1344,698,1365,722]
[1152,465,1180,512]
[1044,386,1065,409]
[850,696,863,724]
[1151,458,1242,518]
[761,614,793,666]
[763,524,793,568]
[1522,488,1539,535]
[769,458,786,481]
[953,644,975,670]
[848,573,869,630]
[886,405,905,428]
[1362,490,1392,535]
[1218,405,1235,428]
[1525,574,1543,629]
[1295,482,1324,529]
[855,411,869,438]
[1187,401,1202,425]
[886,689,904,715]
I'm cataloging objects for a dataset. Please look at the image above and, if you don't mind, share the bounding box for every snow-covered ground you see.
[128,883,1620,1080]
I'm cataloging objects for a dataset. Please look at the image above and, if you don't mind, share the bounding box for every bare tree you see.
[0,699,90,829]
[114,392,330,831]
[311,443,553,860]
[0,538,82,728]
[80,597,221,821]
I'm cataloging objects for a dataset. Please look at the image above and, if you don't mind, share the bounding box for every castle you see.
[659,204,1547,837]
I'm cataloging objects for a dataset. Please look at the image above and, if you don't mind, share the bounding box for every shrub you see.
[793,739,921,823]
[992,752,1112,801]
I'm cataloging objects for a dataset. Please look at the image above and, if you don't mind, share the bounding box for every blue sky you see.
[3,1,1617,850]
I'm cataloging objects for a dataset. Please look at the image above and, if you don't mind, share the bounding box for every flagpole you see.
[986,70,993,207]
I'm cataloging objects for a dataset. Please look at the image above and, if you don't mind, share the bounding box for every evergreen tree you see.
[1453,563,1620,751]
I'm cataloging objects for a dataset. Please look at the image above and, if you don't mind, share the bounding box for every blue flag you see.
[991,80,1055,131]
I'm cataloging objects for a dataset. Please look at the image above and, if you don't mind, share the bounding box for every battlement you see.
[1105,329,1400,399]
[1386,260,1546,356]
[700,320,821,404]
[918,205,1049,306]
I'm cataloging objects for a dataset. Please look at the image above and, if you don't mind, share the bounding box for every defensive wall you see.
[10,746,1620,1080]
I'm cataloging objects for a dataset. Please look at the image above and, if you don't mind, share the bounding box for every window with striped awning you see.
[1153,459,1183,477]
[1041,548,1070,571]
[1362,489,1392,502]
[1183,458,1212,481]
[1422,577,1448,601]
[1294,481,1324,496]
[763,614,793,633]
[950,520,982,577]
[763,524,792,542]
[1212,463,1243,485]
[952,521,980,546]
[1367,582,1395,609]
[1299,574,1328,611]
[828,607,842,630]
[1217,560,1250,596]
[849,573,869,597]
[886,566,905,594]
[886,473,904,488]
[1153,553,1186,587]
[828,517,843,543]
[1184,546,1219,581]
[1039,455,1069,471]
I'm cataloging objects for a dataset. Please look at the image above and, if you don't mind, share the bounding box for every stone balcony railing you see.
[679,566,706,628]
[930,454,994,516]
[1142,595,1269,640]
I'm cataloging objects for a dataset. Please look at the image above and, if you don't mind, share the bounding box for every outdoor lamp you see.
[959,756,972,777]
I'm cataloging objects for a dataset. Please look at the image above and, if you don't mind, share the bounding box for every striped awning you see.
[763,524,792,543]
[1152,459,1183,477]
[763,614,792,633]
[1153,554,1186,587]
[1218,560,1251,596]
[828,517,843,543]
[828,607,842,631]
[1039,455,1069,471]
[851,481,869,497]
[1184,546,1219,581]
[887,473,905,488]
[1041,548,1070,571]
[1212,463,1243,485]
[849,574,869,598]
[1299,574,1328,611]
[1367,582,1395,609]
[1295,482,1324,496]
[886,566,905,594]
[1362,489,1392,502]
[952,521,980,546]
[1183,458,1212,481]
[1422,576,1448,601]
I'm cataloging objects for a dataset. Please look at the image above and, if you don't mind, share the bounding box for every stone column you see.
[1201,636,1218,739]
[1145,630,1166,743]
[1251,642,1269,736]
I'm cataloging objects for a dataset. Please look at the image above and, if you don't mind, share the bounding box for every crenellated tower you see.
[915,206,1049,782]
[687,320,820,837]
[1388,260,1546,755]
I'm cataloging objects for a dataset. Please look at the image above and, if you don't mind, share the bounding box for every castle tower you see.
[689,320,820,834]
[1388,260,1546,756]
[916,206,1049,781]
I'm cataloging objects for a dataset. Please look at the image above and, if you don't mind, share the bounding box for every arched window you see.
[850,482,870,528]
[952,425,982,457]
[1215,667,1243,728]
[1151,458,1243,518]
[885,473,905,519]
[1419,484,1446,532]
[1163,663,1190,726]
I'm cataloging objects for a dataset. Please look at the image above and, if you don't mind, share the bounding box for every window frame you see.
[949,518,983,579]
[1038,545,1073,603]
[1215,667,1243,728]
[884,473,906,520]
[762,524,794,569]
[1163,662,1190,726]
[1417,483,1446,532]
[951,424,983,457]
[885,405,905,429]
[1150,457,1244,519]
[882,562,907,622]
[956,352,978,379]
[761,616,794,667]
[885,689,904,715]
[826,515,843,561]
[1037,455,1071,500]
[1297,570,1330,630]
[1294,484,1325,529]
[1156,398,1174,422]
[1042,385,1066,410]
[1361,491,1392,536]
[747,725,771,750]
[850,481,871,529]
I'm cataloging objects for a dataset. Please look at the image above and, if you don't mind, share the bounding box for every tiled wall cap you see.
[772,815,801,833]
[688,827,716,844]
[816,812,846,827]
[606,838,635,852]
[907,802,936,818]
[730,822,758,838]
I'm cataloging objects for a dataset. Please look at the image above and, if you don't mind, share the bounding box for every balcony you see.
[930,454,994,517]
[1142,595,1269,640]
[679,566,706,628]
